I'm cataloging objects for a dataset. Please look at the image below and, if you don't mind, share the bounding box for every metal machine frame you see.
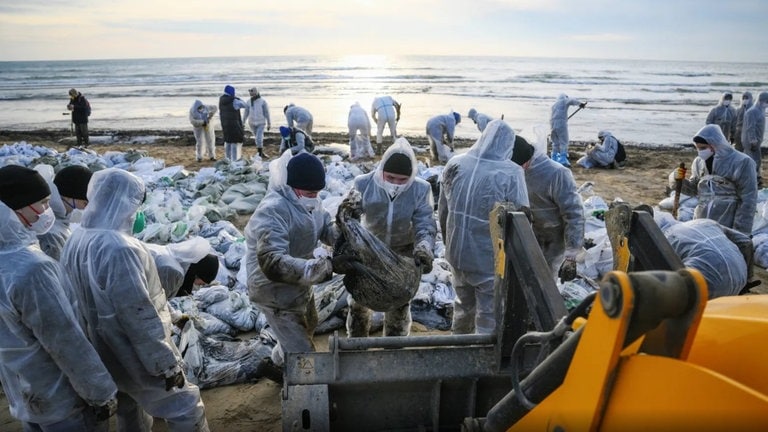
[282,205,566,431]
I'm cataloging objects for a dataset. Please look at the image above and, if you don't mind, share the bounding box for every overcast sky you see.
[1,0,766,62]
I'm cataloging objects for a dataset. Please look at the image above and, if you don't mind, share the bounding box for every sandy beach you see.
[0,128,766,431]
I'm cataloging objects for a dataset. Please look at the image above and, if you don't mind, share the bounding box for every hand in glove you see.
[579,102,587,109]
[164,368,185,391]
[336,196,363,224]
[92,397,118,421]
[303,257,333,285]
[413,244,434,273]
[331,254,358,274]
[558,258,578,282]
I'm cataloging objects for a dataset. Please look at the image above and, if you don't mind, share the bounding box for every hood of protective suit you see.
[190,99,204,114]
[719,92,733,105]
[0,202,37,250]
[597,130,613,140]
[33,164,67,220]
[81,168,145,232]
[374,137,418,192]
[694,124,733,156]
[466,119,516,161]
[741,92,753,107]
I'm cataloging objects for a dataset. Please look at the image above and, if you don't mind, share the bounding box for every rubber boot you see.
[258,148,266,159]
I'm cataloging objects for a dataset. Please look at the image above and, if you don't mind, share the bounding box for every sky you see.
[1,0,766,62]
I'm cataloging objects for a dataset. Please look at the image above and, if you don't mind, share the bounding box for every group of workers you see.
[0,163,218,430]
[6,85,765,429]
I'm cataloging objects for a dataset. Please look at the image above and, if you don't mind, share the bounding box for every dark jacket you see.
[69,93,90,124]
[219,94,244,143]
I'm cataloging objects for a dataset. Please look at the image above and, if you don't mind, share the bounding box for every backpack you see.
[290,128,315,153]
[615,139,626,163]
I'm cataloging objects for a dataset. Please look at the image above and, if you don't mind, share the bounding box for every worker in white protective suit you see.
[654,211,751,299]
[705,91,737,143]
[60,168,209,432]
[347,102,374,160]
[438,119,529,334]
[426,111,461,163]
[243,87,271,159]
[284,103,314,134]
[147,237,220,298]
[733,91,753,152]
[467,108,494,132]
[576,130,619,169]
[0,165,118,431]
[340,138,437,337]
[511,138,586,282]
[670,124,757,235]
[35,164,92,260]
[371,95,401,154]
[189,99,217,162]
[245,152,337,378]
[741,91,768,188]
[549,93,585,167]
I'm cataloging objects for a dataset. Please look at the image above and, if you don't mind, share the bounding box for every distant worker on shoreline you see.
[577,130,626,169]
[244,87,271,159]
[741,91,768,187]
[371,95,401,154]
[426,111,461,163]
[706,91,737,143]
[279,125,315,156]
[549,93,585,168]
[733,91,753,151]
[189,100,218,162]
[67,88,91,148]
[348,102,374,160]
[284,103,314,135]
[467,108,493,132]
[219,85,248,161]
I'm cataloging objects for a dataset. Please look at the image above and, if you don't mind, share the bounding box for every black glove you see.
[165,370,185,391]
[558,258,578,282]
[332,254,358,274]
[413,246,434,274]
[336,197,363,224]
[579,102,587,109]
[92,398,117,422]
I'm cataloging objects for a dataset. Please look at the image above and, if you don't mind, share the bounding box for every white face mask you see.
[384,182,403,199]
[29,207,55,235]
[298,196,321,212]
[697,148,714,160]
[68,208,84,223]
[723,100,731,107]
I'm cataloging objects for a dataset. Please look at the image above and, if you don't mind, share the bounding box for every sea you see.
[0,55,765,148]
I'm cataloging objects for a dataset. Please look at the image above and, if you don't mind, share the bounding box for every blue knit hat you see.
[453,112,461,124]
[287,153,326,191]
[279,126,291,138]
[224,85,235,97]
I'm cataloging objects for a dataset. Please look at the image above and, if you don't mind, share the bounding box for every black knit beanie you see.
[54,165,93,200]
[287,153,326,190]
[0,165,51,210]
[382,153,412,176]
[178,254,220,296]
[511,136,535,166]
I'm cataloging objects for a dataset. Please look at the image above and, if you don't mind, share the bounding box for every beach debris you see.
[333,190,422,312]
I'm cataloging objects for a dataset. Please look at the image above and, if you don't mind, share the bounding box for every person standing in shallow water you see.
[67,88,91,148]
